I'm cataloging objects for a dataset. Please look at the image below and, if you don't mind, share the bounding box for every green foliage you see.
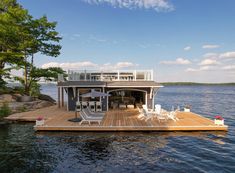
[31,67,67,82]
[14,66,66,96]
[0,102,11,117]
[29,81,40,97]
[0,0,28,80]
[0,0,62,95]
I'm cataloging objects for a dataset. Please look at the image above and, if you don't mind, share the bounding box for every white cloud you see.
[185,68,197,72]
[198,59,220,66]
[202,44,220,49]
[185,66,216,72]
[116,62,138,68]
[160,58,191,65]
[221,65,235,70]
[83,0,174,12]
[41,61,98,70]
[41,61,138,70]
[200,66,214,71]
[219,51,235,59]
[89,35,107,42]
[100,61,138,70]
[203,53,218,59]
[184,46,191,51]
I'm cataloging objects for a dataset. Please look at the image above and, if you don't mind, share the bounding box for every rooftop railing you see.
[63,70,154,81]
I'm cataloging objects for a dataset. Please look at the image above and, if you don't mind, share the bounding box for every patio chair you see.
[79,110,102,125]
[155,104,161,114]
[142,104,153,112]
[89,101,95,112]
[156,113,168,123]
[137,106,145,119]
[142,108,156,121]
[76,101,81,112]
[82,101,88,109]
[96,102,102,112]
[167,111,179,121]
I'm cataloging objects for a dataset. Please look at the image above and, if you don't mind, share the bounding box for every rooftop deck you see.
[63,69,154,82]
[5,106,228,131]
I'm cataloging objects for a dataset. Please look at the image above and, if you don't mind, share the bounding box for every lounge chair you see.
[84,108,105,118]
[79,110,102,125]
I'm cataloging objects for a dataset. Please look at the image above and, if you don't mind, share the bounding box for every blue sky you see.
[18,0,235,82]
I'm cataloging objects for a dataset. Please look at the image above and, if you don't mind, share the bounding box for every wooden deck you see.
[5,106,228,131]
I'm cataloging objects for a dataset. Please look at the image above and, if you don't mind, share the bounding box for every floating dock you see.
[5,106,228,132]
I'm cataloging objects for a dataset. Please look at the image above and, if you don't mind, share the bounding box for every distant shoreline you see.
[160,82,235,86]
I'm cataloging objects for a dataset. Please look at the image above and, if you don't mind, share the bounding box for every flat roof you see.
[57,81,163,88]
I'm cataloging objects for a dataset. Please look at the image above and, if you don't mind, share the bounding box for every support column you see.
[58,87,61,108]
[61,87,64,107]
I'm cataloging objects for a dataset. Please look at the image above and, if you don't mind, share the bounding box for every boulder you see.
[17,95,33,102]
[38,94,56,103]
[34,101,54,109]
[0,94,13,102]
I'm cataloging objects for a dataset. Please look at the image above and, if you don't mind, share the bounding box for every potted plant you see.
[184,105,191,112]
[214,115,224,125]
[36,116,44,126]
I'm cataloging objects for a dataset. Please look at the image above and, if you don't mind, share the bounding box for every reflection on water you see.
[1,85,235,172]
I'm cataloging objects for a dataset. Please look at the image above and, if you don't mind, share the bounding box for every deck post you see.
[58,87,61,108]
[61,87,64,107]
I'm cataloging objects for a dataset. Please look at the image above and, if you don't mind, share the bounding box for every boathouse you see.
[57,70,163,111]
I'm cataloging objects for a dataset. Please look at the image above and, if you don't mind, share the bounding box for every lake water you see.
[0,85,235,173]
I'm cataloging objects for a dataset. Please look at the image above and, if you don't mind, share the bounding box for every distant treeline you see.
[160,82,235,86]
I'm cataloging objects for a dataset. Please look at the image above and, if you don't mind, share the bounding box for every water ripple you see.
[0,85,235,172]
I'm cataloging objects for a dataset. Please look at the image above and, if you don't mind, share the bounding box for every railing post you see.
[134,70,136,81]
[151,70,154,81]
[117,70,120,80]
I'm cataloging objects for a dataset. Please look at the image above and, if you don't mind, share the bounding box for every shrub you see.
[19,106,27,112]
[0,102,11,117]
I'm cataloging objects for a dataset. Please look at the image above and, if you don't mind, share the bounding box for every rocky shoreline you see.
[0,94,56,115]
